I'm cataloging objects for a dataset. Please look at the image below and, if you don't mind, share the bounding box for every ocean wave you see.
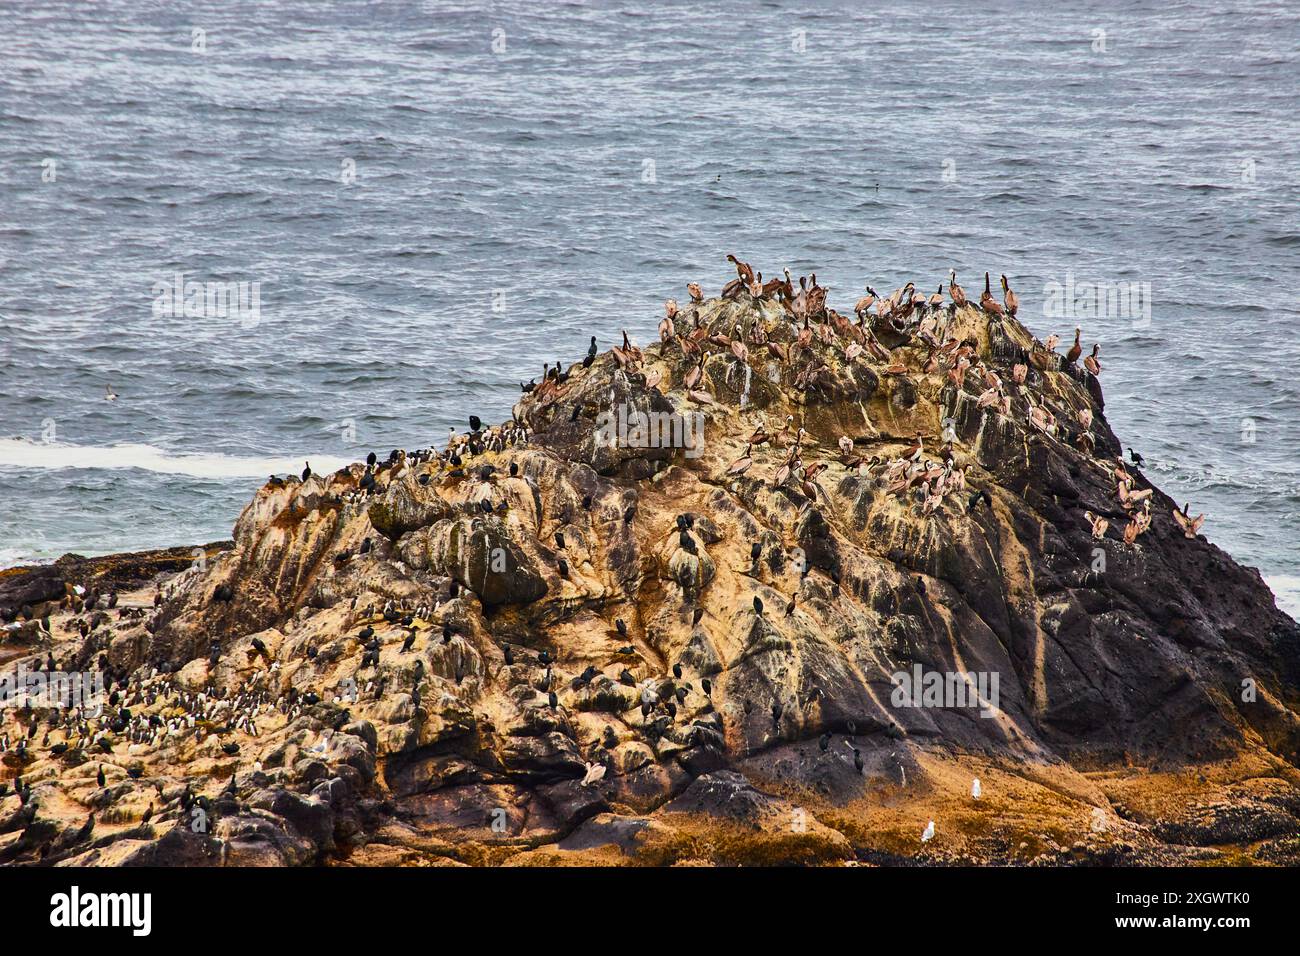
[0,439,354,479]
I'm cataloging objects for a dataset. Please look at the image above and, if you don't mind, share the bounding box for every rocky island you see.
[3,260,1299,867]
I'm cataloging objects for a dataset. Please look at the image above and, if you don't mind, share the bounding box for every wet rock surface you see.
[3,269,1299,866]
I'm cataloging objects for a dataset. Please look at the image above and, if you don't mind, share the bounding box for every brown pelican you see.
[948,270,967,307]
[728,445,754,475]
[1083,344,1101,376]
[1001,274,1018,316]
[1172,503,1205,538]
[1066,328,1082,364]
[980,273,1005,317]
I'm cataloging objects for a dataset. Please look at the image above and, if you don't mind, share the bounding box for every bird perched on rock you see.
[1084,344,1102,376]
[1000,275,1018,316]
[1066,328,1082,365]
[1172,503,1206,539]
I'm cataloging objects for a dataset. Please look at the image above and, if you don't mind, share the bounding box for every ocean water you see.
[1,0,1298,617]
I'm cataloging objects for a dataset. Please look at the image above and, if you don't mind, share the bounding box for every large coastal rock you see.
[3,272,1299,867]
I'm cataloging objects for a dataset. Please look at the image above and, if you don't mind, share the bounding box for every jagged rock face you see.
[4,283,1300,867]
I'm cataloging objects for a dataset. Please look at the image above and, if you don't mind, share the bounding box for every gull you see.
[105,384,118,402]
[921,820,935,842]
[971,778,981,799]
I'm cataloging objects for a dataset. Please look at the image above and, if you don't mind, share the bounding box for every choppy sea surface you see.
[1,0,1298,617]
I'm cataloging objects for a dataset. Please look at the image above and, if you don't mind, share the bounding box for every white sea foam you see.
[0,547,42,569]
[1264,575,1300,621]
[0,438,353,480]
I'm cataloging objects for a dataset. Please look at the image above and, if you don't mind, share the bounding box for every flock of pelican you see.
[646,255,1203,544]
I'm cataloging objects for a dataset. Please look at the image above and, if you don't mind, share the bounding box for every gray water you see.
[2,0,1298,616]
